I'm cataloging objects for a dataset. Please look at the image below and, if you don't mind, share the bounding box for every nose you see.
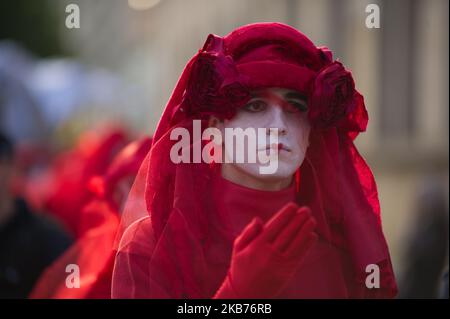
[266,105,288,137]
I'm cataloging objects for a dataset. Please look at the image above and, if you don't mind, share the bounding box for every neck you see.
[221,163,292,191]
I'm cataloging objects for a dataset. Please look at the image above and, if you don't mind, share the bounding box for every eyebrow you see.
[283,92,307,102]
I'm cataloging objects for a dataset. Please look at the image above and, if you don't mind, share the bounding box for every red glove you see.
[214,202,318,299]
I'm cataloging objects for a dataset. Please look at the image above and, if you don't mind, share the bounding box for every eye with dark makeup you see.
[242,92,308,113]
[284,92,308,113]
[284,100,308,113]
[242,99,268,113]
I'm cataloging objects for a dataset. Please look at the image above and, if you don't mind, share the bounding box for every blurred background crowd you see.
[0,0,448,298]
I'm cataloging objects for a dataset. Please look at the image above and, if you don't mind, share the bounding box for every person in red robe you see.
[29,137,152,298]
[111,22,398,299]
[43,126,130,238]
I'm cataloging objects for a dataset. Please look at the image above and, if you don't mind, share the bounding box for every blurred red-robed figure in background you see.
[29,137,152,299]
[43,126,130,238]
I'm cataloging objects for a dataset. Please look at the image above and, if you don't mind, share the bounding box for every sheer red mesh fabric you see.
[112,23,397,299]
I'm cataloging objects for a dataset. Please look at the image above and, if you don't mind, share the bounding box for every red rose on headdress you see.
[309,61,358,129]
[317,46,333,64]
[182,51,250,120]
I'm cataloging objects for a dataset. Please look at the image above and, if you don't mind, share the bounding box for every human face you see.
[216,87,311,190]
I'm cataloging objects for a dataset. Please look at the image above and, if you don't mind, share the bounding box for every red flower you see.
[317,46,333,64]
[309,61,358,129]
[182,51,250,120]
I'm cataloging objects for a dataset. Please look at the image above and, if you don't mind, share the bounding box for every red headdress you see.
[112,23,397,298]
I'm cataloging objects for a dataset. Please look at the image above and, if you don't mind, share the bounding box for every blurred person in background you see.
[0,132,72,298]
[43,125,131,238]
[29,136,152,299]
[399,178,449,298]
[440,269,448,299]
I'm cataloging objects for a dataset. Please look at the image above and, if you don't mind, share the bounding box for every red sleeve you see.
[213,272,240,299]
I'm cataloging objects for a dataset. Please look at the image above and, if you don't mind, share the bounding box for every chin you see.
[251,162,297,179]
[266,165,297,179]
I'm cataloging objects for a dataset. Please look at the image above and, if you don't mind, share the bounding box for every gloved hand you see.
[214,202,318,299]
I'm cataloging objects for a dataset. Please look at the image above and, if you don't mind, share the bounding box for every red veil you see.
[30,137,152,299]
[112,23,397,298]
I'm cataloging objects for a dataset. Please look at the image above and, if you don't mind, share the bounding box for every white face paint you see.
[216,87,311,186]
